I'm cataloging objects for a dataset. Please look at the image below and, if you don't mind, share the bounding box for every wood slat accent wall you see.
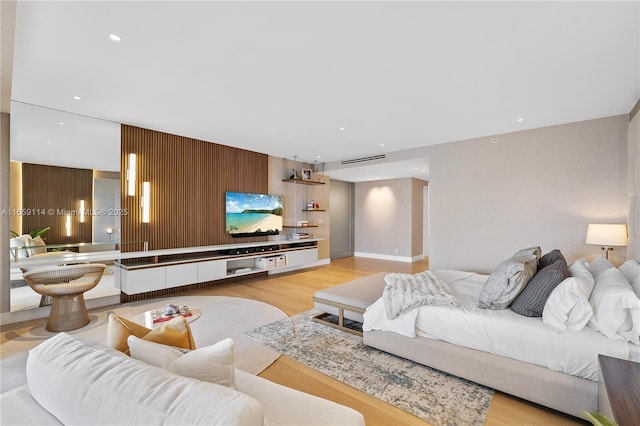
[21,163,93,244]
[121,125,269,251]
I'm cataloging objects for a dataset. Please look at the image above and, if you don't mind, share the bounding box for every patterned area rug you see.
[1,296,286,375]
[246,310,494,426]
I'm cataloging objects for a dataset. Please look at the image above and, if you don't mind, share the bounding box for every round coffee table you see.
[131,308,201,328]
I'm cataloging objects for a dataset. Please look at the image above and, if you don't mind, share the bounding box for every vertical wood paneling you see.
[121,125,268,252]
[21,163,93,245]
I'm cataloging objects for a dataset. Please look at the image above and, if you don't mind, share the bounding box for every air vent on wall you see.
[340,154,387,165]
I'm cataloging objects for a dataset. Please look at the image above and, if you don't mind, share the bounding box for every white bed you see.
[364,269,639,382]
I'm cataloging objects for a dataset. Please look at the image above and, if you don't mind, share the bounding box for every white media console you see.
[114,239,322,296]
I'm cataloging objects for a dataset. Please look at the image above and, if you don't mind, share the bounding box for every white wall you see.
[428,115,629,273]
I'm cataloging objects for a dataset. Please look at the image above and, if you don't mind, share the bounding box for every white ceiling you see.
[7,1,640,181]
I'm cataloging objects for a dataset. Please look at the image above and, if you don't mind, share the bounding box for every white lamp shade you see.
[586,224,628,246]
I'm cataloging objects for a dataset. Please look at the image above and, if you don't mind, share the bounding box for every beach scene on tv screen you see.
[226,192,283,235]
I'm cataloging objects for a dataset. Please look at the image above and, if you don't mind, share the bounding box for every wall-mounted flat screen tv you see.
[225,192,284,237]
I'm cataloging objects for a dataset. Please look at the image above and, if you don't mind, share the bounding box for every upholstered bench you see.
[312,272,387,336]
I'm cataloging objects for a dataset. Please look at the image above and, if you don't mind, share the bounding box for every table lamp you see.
[586,224,628,259]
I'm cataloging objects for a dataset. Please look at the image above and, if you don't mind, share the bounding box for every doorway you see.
[330,179,355,259]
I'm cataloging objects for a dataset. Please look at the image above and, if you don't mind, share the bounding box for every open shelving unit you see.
[282,178,326,185]
[114,240,321,298]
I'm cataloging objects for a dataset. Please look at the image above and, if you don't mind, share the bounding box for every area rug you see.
[246,310,494,426]
[1,296,286,375]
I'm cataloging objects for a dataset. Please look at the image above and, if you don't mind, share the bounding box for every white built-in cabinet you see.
[115,240,320,295]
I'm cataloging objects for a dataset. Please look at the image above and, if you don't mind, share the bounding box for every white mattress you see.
[363,270,638,381]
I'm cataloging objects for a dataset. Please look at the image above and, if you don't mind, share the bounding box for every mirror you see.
[9,101,122,312]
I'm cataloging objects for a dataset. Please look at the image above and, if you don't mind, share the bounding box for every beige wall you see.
[427,115,629,273]
[1,112,10,312]
[411,178,426,257]
[628,103,639,259]
[9,161,20,234]
[354,177,427,261]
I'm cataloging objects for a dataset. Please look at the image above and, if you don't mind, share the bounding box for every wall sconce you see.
[79,199,85,223]
[65,212,71,237]
[127,153,137,196]
[586,223,628,259]
[106,227,113,242]
[142,181,150,223]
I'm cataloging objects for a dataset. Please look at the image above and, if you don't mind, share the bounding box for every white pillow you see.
[542,259,594,333]
[589,255,615,277]
[28,333,263,426]
[619,259,640,298]
[588,268,640,344]
[127,336,236,389]
[26,236,47,256]
[9,235,32,261]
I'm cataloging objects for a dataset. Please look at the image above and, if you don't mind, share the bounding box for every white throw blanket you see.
[383,271,458,320]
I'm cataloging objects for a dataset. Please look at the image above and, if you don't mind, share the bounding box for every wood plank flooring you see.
[182,256,585,426]
[1,256,586,425]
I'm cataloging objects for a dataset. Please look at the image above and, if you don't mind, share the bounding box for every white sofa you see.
[0,333,365,426]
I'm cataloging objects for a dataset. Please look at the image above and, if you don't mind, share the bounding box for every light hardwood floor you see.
[1,256,586,426]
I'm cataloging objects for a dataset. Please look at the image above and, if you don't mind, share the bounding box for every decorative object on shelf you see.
[305,200,320,209]
[291,232,310,240]
[302,168,312,180]
[288,155,300,180]
[297,220,309,227]
[586,223,628,259]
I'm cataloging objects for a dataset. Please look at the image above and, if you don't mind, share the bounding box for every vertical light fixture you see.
[127,153,137,196]
[65,212,72,236]
[586,224,628,259]
[79,199,85,223]
[142,181,150,223]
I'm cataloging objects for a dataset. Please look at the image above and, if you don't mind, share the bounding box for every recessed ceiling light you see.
[57,121,64,125]
[109,34,121,42]
[516,118,524,122]
[316,156,321,159]
[339,127,345,131]
[47,141,52,144]
[73,95,81,101]
[414,167,418,170]
[380,144,385,147]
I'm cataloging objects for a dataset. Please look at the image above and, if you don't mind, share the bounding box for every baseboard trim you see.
[354,252,414,263]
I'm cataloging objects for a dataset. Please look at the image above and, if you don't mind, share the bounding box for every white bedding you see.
[363,270,638,381]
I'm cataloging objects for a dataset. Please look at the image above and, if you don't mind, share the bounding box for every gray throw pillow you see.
[477,254,538,310]
[511,259,569,317]
[512,246,541,262]
[538,249,565,271]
